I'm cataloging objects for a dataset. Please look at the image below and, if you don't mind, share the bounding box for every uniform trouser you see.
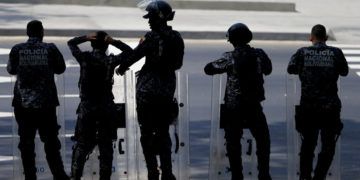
[223,103,271,180]
[299,128,338,180]
[297,107,342,180]
[14,106,67,180]
[137,104,175,180]
[71,102,117,180]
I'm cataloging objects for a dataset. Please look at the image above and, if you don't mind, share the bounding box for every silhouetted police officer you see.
[68,31,132,180]
[288,24,348,180]
[7,20,69,180]
[116,1,184,180]
[204,23,272,180]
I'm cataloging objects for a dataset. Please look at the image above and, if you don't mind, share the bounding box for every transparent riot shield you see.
[286,75,341,180]
[131,71,190,180]
[172,72,190,180]
[81,70,189,180]
[79,42,138,179]
[80,43,146,180]
[12,74,66,180]
[209,75,257,180]
[81,70,133,180]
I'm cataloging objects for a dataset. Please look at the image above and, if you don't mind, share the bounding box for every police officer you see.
[68,31,132,180]
[7,20,69,180]
[288,24,348,180]
[116,1,184,179]
[204,23,272,180]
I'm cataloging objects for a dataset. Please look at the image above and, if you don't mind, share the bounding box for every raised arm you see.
[106,36,132,53]
[105,35,134,66]
[116,34,153,75]
[67,35,89,62]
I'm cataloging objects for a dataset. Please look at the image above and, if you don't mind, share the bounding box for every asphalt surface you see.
[1,37,360,179]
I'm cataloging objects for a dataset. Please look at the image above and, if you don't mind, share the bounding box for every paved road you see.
[0,37,360,179]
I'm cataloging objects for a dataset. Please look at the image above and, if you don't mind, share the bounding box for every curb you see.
[172,1,296,12]
[0,0,296,12]
[0,29,317,41]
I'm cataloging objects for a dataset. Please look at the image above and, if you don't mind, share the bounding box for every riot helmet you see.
[143,0,175,21]
[226,23,253,45]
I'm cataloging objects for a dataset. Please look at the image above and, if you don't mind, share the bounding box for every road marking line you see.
[0,134,74,138]
[349,64,360,69]
[0,112,13,118]
[0,48,11,55]
[0,63,80,68]
[0,135,12,138]
[60,94,79,98]
[66,64,80,68]
[0,76,12,83]
[356,72,360,77]
[0,156,15,162]
[332,44,360,48]
[343,49,360,55]
[347,56,360,62]
[0,94,79,98]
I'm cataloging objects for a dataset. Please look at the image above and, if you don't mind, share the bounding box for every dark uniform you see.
[205,45,272,180]
[7,37,68,180]
[288,42,348,180]
[68,36,132,180]
[117,27,184,179]
[288,42,349,180]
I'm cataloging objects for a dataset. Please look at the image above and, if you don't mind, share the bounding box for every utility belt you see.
[295,105,343,134]
[137,98,180,125]
[220,102,263,129]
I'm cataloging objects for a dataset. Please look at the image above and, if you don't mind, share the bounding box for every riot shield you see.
[12,74,66,180]
[286,75,341,180]
[209,75,257,180]
[81,70,132,180]
[172,72,190,179]
[81,70,189,180]
[80,42,146,180]
[130,71,190,180]
[78,42,140,179]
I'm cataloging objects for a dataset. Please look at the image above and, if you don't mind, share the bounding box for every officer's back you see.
[7,21,65,108]
[288,27,348,108]
[140,29,183,73]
